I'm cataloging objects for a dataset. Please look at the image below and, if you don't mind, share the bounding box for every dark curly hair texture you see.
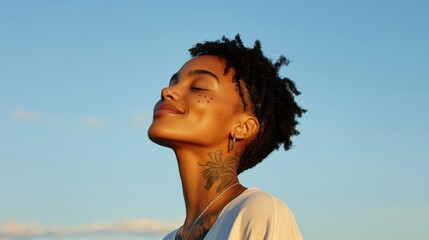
[189,35,307,174]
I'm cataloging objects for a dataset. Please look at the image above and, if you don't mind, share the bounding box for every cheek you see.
[197,94,214,104]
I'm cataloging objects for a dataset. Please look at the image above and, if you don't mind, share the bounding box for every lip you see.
[153,103,185,117]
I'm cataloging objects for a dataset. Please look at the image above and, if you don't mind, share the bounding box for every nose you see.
[161,86,179,101]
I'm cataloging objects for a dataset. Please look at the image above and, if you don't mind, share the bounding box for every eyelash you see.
[191,87,208,91]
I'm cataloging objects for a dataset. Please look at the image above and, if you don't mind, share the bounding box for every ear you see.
[231,114,260,140]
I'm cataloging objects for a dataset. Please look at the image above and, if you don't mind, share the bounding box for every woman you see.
[148,35,306,240]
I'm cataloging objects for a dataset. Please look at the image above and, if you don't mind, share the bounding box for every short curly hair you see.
[189,35,306,174]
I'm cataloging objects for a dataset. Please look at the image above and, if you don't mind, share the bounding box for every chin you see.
[148,124,180,148]
[148,124,165,144]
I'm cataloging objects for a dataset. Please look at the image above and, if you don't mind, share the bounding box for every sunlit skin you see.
[148,55,259,239]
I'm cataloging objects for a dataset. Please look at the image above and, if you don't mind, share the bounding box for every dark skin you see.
[148,56,260,240]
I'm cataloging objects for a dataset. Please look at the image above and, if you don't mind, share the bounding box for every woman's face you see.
[148,55,243,149]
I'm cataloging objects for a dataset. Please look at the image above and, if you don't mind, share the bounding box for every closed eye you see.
[190,87,208,91]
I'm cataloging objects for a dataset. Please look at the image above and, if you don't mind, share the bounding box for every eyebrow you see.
[187,69,219,83]
[169,73,178,84]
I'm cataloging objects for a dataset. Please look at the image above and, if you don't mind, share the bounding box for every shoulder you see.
[227,188,295,221]
[207,188,303,240]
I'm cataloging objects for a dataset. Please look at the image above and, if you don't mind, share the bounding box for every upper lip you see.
[154,103,185,114]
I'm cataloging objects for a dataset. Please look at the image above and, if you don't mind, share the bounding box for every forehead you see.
[178,55,232,80]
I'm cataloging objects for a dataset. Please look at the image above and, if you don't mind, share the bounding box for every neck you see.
[173,146,241,226]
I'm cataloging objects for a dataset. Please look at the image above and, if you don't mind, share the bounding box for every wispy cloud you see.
[11,108,42,121]
[81,116,105,127]
[0,219,180,238]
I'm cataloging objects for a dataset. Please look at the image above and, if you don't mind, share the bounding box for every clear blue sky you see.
[1,1,428,240]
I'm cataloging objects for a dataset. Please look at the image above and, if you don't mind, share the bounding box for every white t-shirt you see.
[163,187,303,240]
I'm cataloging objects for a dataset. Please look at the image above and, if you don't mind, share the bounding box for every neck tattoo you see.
[179,182,240,240]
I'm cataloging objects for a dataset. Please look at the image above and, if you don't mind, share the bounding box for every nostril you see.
[161,87,177,100]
